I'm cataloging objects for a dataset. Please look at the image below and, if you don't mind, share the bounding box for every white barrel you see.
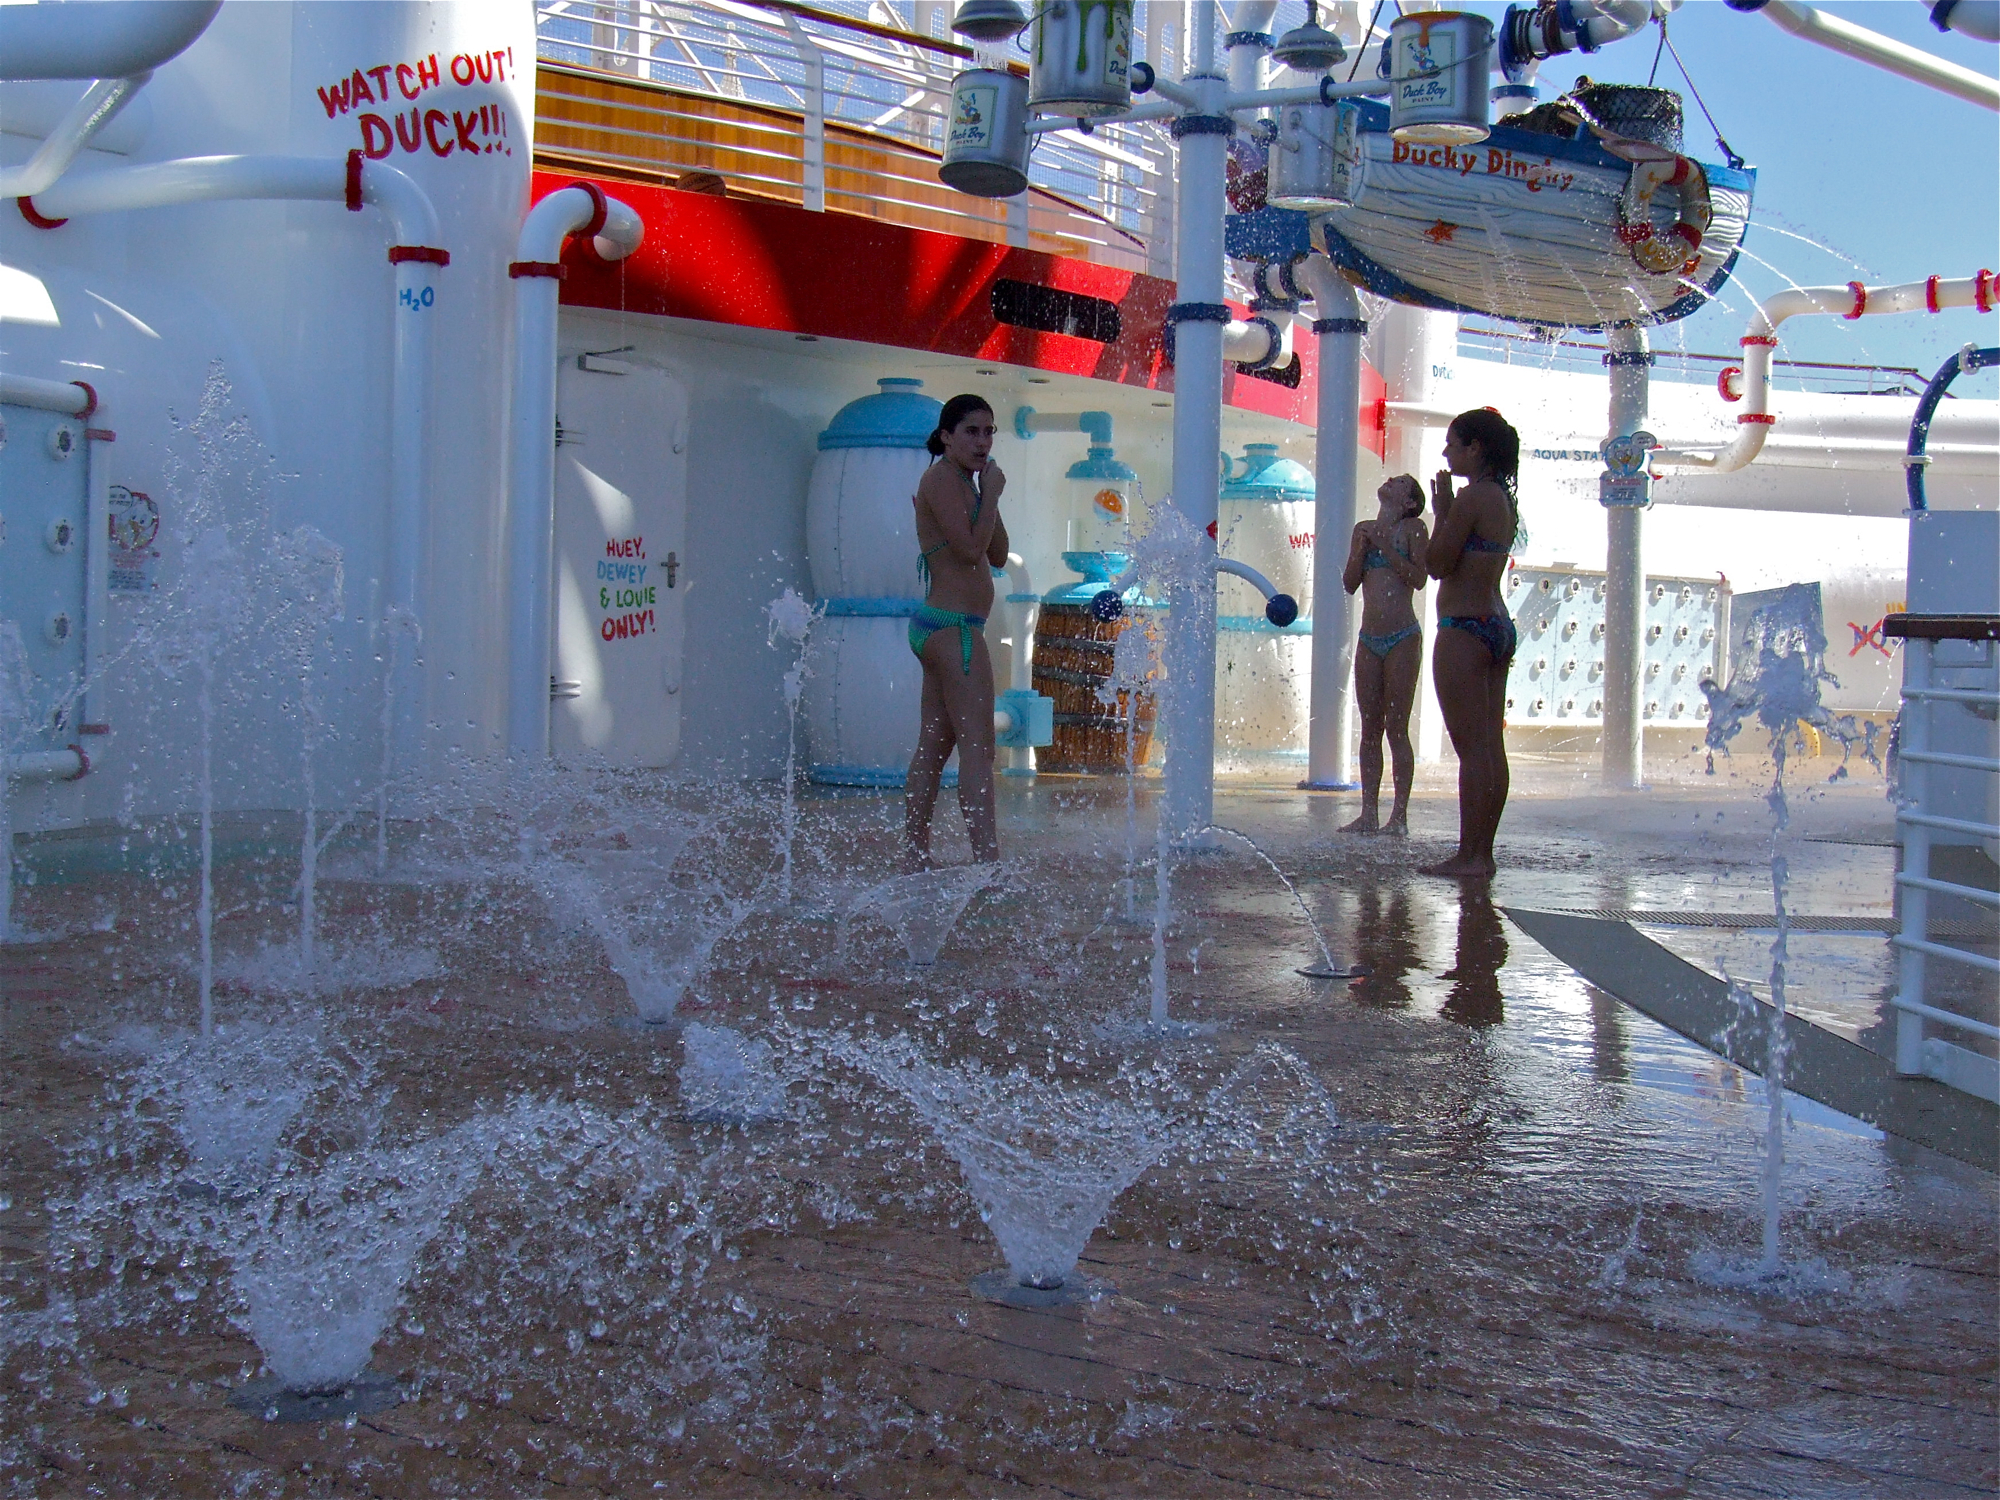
[804,617,944,786]
[1217,633,1311,760]
[1028,0,1134,118]
[806,447,931,597]
[1267,99,1363,211]
[941,69,1031,199]
[1386,10,1492,146]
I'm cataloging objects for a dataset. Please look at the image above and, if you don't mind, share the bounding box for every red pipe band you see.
[64,744,90,780]
[85,428,115,442]
[17,196,67,229]
[1738,412,1776,425]
[1741,334,1778,347]
[1926,275,1942,314]
[345,149,364,212]
[1978,270,1994,314]
[388,245,450,266]
[568,180,609,241]
[69,381,98,419]
[1843,281,1867,320]
[1716,367,1743,402]
[509,261,565,279]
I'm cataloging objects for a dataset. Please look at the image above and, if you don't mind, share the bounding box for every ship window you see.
[990,280,1122,343]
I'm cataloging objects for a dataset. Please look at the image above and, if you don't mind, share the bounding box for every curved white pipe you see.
[507,185,646,756]
[1655,273,1999,471]
[1222,312,1292,368]
[1216,556,1279,599]
[32,153,442,245]
[0,74,149,199]
[1755,0,1999,110]
[0,373,93,414]
[0,0,220,81]
[4,750,87,782]
[1929,0,2000,42]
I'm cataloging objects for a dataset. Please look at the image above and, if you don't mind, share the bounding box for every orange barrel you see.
[1030,599,1159,773]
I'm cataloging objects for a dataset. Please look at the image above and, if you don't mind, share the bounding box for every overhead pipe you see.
[0,0,220,80]
[1296,255,1365,791]
[1653,271,1999,472]
[1014,408,1113,444]
[0,73,151,199]
[1725,0,2000,110]
[1907,344,2000,511]
[1499,0,1680,68]
[28,153,449,641]
[505,183,646,757]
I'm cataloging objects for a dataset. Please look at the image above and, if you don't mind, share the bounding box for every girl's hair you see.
[1448,406,1522,541]
[928,394,995,457]
[1389,474,1425,518]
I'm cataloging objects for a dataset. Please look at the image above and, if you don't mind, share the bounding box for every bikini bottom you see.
[908,604,986,675]
[1438,612,1517,666]
[1357,622,1421,659]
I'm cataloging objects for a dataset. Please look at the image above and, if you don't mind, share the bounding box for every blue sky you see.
[1515,0,1999,392]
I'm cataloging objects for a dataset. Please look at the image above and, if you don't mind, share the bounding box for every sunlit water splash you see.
[766,589,818,908]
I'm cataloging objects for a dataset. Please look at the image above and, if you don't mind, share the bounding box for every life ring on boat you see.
[1616,155,1712,277]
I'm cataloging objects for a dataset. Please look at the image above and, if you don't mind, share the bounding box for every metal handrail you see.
[534,0,1176,270]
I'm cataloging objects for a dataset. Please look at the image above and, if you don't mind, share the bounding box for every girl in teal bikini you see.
[1422,408,1522,880]
[1339,474,1429,835]
[905,394,1010,869]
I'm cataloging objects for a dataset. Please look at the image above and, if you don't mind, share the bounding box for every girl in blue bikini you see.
[1339,474,1429,836]
[905,394,1009,869]
[1422,408,1521,880]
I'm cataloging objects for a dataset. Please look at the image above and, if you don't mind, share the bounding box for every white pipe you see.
[0,73,149,199]
[999,551,1039,776]
[1603,325,1650,791]
[1298,256,1364,791]
[31,153,441,244]
[1929,0,2000,42]
[506,185,646,757]
[1654,273,2000,471]
[1162,5,1227,841]
[1216,556,1279,599]
[1221,313,1291,368]
[4,750,87,782]
[0,374,92,414]
[1754,0,1999,110]
[0,0,220,81]
[84,426,112,733]
[32,151,448,665]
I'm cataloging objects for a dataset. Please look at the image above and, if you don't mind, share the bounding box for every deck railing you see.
[1886,613,2000,1104]
[533,0,1185,273]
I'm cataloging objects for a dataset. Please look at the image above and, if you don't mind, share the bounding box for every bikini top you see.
[1363,527,1414,573]
[1462,531,1511,555]
[917,463,984,591]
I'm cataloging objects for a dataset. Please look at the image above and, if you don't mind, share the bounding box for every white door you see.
[551,361,688,766]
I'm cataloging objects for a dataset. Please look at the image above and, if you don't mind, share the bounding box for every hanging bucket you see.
[941,69,1032,198]
[1268,99,1364,211]
[1386,10,1492,146]
[1028,0,1134,118]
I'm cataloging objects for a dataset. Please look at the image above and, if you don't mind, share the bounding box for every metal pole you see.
[1601,325,1651,789]
[1161,1,1226,840]
[1301,258,1363,790]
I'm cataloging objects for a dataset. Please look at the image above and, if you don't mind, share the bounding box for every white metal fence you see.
[533,0,1194,273]
[1890,617,2000,1104]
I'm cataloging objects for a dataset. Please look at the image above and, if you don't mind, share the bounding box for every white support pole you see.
[1895,639,1933,1075]
[1377,302,1453,764]
[1161,1,1227,841]
[1602,324,1651,789]
[785,14,827,212]
[1300,257,1363,790]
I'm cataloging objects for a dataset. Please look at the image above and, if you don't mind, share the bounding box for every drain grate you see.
[1550,910,1994,941]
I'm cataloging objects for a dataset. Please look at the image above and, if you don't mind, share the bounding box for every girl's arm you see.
[1389,518,1429,590]
[985,507,1010,569]
[1427,470,1472,579]
[926,465,1001,565]
[1342,522,1369,595]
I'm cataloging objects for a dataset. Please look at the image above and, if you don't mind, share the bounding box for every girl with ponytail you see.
[1421,407,1522,880]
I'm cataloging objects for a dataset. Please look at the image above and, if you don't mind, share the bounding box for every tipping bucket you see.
[1030,601,1158,773]
[1386,10,1493,146]
[1028,0,1135,118]
[1267,99,1364,212]
[941,69,1032,198]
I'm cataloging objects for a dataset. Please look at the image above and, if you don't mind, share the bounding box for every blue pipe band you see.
[1225,30,1275,48]
[1313,317,1368,335]
[821,596,921,617]
[1603,350,1657,367]
[1170,114,1235,138]
[1236,314,1285,371]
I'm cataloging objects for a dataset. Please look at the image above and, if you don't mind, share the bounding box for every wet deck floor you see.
[2,750,1994,1497]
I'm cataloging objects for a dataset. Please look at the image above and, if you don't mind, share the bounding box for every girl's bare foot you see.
[1418,854,1495,879]
[1340,814,1379,835]
[1382,815,1409,838]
